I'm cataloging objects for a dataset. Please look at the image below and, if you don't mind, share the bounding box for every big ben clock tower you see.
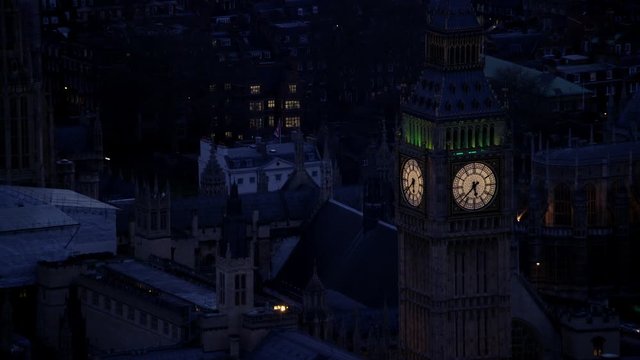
[397,0,512,359]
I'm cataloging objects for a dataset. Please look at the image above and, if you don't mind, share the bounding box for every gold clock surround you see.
[402,158,424,207]
[452,161,497,211]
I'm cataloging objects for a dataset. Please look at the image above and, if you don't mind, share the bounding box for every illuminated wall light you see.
[273,304,288,312]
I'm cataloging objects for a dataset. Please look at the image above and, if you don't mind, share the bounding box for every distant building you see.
[37,256,297,357]
[518,141,640,302]
[198,134,325,195]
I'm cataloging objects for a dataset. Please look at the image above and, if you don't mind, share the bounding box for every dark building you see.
[1,0,54,186]
[396,0,512,358]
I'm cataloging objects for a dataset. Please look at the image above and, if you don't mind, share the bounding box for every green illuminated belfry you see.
[396,0,513,359]
[401,0,505,152]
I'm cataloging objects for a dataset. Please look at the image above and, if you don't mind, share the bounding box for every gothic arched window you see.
[554,183,572,226]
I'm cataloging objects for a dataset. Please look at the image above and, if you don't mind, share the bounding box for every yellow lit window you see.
[267,99,276,108]
[268,115,275,127]
[225,131,232,138]
[284,100,300,109]
[288,84,297,93]
[285,116,300,128]
[249,101,264,111]
[250,85,261,94]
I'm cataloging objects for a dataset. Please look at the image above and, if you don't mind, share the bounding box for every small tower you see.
[216,184,254,333]
[302,264,332,340]
[201,136,227,196]
[134,178,172,260]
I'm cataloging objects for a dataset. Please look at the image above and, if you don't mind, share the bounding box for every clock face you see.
[452,162,497,211]
[402,158,424,207]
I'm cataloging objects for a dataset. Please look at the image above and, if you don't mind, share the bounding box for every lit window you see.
[285,100,300,109]
[267,99,276,108]
[209,84,216,92]
[284,116,300,128]
[250,85,261,94]
[224,83,231,90]
[224,131,232,138]
[249,101,264,111]
[288,84,297,93]
[268,115,275,127]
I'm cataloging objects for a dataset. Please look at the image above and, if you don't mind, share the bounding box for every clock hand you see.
[404,178,415,192]
[472,181,479,197]
[461,186,475,200]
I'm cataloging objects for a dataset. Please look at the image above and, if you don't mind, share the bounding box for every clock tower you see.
[397,1,512,359]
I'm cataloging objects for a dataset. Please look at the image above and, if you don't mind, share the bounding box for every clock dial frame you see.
[401,158,424,207]
[452,162,497,211]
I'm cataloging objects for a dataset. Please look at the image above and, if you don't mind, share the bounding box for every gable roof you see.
[274,200,397,308]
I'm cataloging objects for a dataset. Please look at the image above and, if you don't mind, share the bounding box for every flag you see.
[273,119,282,138]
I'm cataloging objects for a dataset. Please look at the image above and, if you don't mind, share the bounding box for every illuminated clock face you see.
[402,159,423,207]
[452,162,497,211]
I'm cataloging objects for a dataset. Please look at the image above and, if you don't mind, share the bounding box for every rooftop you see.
[484,56,591,97]
[556,62,615,74]
[249,330,361,360]
[106,260,217,311]
[0,205,78,233]
[0,185,117,210]
[216,141,320,170]
[535,141,640,166]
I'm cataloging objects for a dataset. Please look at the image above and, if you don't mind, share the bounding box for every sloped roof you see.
[169,187,318,232]
[249,330,361,360]
[404,68,503,121]
[106,261,217,310]
[275,200,397,308]
[1,186,117,210]
[220,142,320,170]
[535,141,640,166]
[0,205,78,233]
[484,55,591,97]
